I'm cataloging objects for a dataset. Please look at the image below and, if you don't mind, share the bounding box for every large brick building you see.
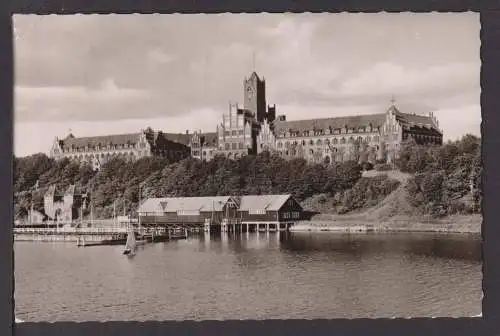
[49,127,191,170]
[190,71,443,164]
[49,71,443,167]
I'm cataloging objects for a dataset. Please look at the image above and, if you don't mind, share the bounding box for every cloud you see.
[148,49,176,64]
[339,62,478,98]
[433,104,481,141]
[15,78,151,122]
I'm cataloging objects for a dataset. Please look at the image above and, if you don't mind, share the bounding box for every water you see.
[14,232,482,321]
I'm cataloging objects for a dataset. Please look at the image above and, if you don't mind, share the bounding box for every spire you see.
[390,94,396,105]
[252,49,256,73]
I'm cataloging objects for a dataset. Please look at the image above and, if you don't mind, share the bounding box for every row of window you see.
[403,133,441,143]
[277,135,381,148]
[62,142,145,153]
[224,130,245,136]
[249,209,266,215]
[224,142,245,150]
[279,147,380,157]
[282,212,300,219]
[278,125,380,138]
[192,150,215,157]
[177,210,200,216]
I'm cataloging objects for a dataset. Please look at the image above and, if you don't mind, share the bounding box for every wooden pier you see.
[14,226,188,247]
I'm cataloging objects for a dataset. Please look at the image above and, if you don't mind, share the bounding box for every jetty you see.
[14,226,187,247]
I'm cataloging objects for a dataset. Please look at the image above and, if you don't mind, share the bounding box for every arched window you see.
[316,139,323,146]
[332,138,338,144]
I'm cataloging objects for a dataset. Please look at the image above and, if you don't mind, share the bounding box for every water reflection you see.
[280,232,481,262]
[15,231,482,322]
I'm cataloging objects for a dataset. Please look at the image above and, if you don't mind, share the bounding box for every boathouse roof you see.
[137,194,299,214]
[238,194,296,212]
[137,196,235,213]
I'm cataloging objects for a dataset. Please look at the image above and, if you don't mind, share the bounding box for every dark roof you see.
[58,130,191,150]
[273,105,442,136]
[61,133,140,150]
[391,106,442,136]
[200,132,218,147]
[162,133,191,146]
[273,113,386,135]
[248,71,262,81]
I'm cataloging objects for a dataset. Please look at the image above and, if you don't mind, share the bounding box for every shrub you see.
[374,163,393,171]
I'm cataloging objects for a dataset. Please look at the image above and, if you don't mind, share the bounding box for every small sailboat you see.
[123,229,137,255]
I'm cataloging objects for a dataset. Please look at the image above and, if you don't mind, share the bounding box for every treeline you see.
[13,133,482,220]
[396,134,482,217]
[13,152,365,219]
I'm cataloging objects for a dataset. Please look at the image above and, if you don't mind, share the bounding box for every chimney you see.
[186,130,189,135]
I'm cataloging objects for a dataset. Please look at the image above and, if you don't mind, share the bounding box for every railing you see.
[14,227,129,234]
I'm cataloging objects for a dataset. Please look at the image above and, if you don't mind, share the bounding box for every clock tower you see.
[244,72,267,122]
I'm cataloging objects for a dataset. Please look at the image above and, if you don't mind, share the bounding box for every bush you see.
[374,163,393,171]
[339,175,400,212]
[14,152,366,219]
[361,162,374,171]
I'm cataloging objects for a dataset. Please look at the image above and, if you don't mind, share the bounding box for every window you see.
[177,210,200,216]
[232,143,237,150]
[239,143,244,149]
[283,212,290,219]
[292,211,300,219]
[225,143,230,150]
[249,209,266,215]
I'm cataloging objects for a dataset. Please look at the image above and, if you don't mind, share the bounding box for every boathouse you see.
[237,194,303,231]
[137,196,239,226]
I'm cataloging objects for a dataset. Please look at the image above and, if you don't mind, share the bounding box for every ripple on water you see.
[14,233,482,321]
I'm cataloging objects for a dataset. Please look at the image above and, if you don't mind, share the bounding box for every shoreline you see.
[291,214,482,234]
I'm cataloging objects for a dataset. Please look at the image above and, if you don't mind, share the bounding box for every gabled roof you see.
[391,106,442,136]
[238,194,297,212]
[200,132,218,147]
[273,114,386,135]
[138,196,234,213]
[61,133,140,150]
[162,133,191,146]
[57,130,192,150]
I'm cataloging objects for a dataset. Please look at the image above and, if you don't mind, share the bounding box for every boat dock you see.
[14,226,188,247]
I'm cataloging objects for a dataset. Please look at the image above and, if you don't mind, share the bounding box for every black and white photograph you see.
[13,13,482,322]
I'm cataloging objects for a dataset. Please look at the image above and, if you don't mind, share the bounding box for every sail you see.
[124,230,136,250]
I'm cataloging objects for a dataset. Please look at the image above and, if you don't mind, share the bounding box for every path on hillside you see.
[310,170,412,222]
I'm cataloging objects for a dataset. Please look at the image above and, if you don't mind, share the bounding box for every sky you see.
[13,13,480,157]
